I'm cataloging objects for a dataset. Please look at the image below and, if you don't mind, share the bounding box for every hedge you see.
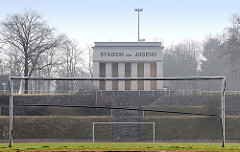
[0,116,240,141]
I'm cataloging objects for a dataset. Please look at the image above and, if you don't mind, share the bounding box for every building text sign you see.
[100,52,157,57]
[93,49,162,62]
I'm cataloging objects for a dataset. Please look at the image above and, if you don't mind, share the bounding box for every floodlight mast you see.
[135,8,143,42]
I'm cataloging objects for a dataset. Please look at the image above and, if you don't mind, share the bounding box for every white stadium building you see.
[92,42,164,91]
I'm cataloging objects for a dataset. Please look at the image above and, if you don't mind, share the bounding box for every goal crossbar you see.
[8,76,226,147]
[9,76,225,81]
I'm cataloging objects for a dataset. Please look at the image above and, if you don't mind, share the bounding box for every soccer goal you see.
[7,76,226,147]
[92,122,155,142]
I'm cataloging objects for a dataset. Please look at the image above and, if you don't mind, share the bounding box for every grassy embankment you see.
[0,115,240,140]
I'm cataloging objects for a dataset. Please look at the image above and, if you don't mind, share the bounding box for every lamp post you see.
[139,39,145,42]
[2,83,6,94]
[134,8,143,42]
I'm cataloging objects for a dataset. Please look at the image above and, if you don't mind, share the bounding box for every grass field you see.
[0,142,240,151]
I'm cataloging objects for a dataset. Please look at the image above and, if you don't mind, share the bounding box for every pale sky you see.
[0,0,239,48]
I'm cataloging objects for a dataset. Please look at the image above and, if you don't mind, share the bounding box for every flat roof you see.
[94,42,163,47]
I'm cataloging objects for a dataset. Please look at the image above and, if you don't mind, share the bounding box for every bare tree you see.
[56,39,84,92]
[0,49,7,75]
[0,10,63,93]
[31,48,60,93]
[221,14,240,90]
[222,14,240,59]
[37,49,57,77]
[0,59,6,75]
[163,40,201,90]
[4,46,24,75]
[78,45,93,77]
[59,39,83,77]
[86,45,93,77]
[164,40,201,76]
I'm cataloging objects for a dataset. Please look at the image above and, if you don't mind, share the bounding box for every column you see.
[105,63,112,90]
[93,62,99,89]
[150,63,157,90]
[156,62,163,89]
[144,63,151,90]
[131,63,138,90]
[118,63,125,90]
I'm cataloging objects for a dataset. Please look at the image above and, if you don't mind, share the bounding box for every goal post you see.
[8,76,226,147]
[92,122,155,143]
[221,77,226,147]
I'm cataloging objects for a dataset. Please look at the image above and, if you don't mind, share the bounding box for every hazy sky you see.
[0,0,240,47]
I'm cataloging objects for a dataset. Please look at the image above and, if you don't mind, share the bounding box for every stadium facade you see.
[92,42,164,90]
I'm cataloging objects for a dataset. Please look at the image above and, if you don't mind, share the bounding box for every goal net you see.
[93,122,155,142]
[4,76,227,146]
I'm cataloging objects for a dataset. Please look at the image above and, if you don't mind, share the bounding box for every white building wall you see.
[144,63,151,90]
[131,63,138,90]
[105,63,112,90]
[156,62,163,89]
[118,63,125,91]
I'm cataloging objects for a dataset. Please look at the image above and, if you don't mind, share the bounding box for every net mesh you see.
[0,78,233,142]
[93,122,155,142]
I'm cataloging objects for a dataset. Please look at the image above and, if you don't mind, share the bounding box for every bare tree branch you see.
[0,10,63,93]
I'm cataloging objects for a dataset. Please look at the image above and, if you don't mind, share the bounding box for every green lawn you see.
[0,142,240,151]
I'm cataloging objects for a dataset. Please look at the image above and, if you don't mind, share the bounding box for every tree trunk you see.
[24,53,29,94]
